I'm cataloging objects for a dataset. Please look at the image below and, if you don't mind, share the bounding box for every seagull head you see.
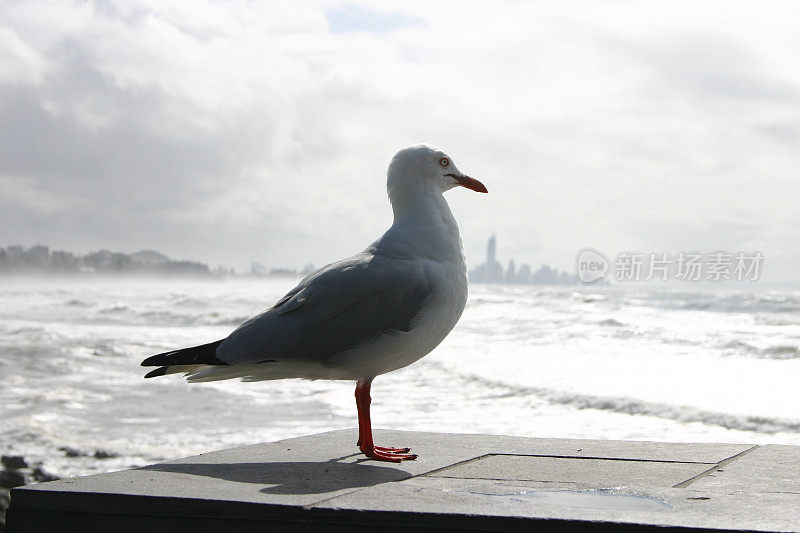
[387,145,488,203]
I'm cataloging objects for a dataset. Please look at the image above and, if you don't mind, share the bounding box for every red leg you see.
[354,379,416,462]
[355,381,366,447]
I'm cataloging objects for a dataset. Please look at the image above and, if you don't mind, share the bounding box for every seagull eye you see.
[439,157,449,167]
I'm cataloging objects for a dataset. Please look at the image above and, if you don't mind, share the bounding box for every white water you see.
[1,278,799,478]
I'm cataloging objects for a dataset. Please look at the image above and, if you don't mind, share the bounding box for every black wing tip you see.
[141,351,175,367]
[144,366,169,378]
[140,340,225,367]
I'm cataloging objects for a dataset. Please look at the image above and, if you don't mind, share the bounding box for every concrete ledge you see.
[7,430,800,532]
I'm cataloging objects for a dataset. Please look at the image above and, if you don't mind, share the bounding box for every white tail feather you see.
[183,360,342,383]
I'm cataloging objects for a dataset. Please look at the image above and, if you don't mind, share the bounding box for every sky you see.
[1,0,799,282]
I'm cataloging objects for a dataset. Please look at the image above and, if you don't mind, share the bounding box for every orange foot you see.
[361,444,417,462]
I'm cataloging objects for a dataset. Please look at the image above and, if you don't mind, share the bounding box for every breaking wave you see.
[432,362,800,435]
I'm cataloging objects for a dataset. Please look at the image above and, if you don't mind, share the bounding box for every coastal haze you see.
[2,1,800,281]
[1,0,800,493]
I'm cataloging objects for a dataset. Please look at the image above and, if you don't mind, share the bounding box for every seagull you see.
[141,145,487,462]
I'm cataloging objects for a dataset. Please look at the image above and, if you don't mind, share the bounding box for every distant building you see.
[130,250,170,267]
[27,245,50,266]
[505,260,516,283]
[251,262,271,276]
[50,250,78,272]
[152,260,212,277]
[470,236,505,283]
[83,249,130,271]
[532,264,558,284]
[213,265,235,277]
[517,264,532,284]
[6,245,24,259]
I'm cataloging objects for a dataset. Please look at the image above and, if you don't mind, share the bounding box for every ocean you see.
[1,277,799,479]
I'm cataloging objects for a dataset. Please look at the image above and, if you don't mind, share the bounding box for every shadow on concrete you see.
[141,457,411,495]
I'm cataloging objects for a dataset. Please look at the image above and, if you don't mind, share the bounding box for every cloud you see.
[0,26,48,84]
[0,0,799,281]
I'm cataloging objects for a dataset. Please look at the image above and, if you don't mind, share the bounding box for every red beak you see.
[446,173,488,193]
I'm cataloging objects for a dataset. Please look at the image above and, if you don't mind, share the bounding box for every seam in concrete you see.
[414,453,493,479]
[673,445,760,489]
[487,453,719,465]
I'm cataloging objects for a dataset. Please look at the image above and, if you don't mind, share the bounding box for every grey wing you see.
[216,253,432,365]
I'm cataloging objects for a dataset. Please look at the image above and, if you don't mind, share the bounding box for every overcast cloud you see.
[1,0,799,282]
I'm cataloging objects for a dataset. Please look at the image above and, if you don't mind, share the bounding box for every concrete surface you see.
[6,430,800,532]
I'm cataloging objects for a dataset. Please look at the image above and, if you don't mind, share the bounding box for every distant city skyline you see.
[0,238,576,284]
[471,236,577,285]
